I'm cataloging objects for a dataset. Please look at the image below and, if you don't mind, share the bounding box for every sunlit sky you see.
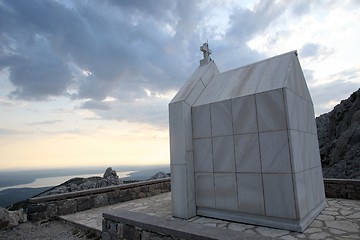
[0,0,359,170]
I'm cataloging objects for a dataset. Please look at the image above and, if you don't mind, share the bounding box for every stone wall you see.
[324,178,360,200]
[102,209,269,240]
[26,178,170,221]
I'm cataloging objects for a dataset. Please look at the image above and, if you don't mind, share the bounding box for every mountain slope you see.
[316,88,360,179]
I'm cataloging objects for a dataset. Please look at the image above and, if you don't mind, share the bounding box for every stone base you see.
[197,201,326,232]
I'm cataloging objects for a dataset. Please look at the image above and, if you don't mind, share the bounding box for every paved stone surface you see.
[61,193,360,239]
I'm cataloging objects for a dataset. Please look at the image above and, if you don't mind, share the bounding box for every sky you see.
[0,0,359,171]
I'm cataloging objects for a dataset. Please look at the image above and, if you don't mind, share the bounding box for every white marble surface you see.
[211,68,247,103]
[171,164,189,219]
[170,51,324,231]
[169,102,193,165]
[256,52,292,93]
[232,61,267,98]
[259,130,292,173]
[263,173,297,219]
[256,89,287,132]
[195,173,215,208]
[193,138,213,172]
[232,95,258,134]
[212,136,236,172]
[192,104,211,138]
[214,173,238,211]
[237,173,265,215]
[234,133,261,173]
[210,100,233,137]
[185,80,205,106]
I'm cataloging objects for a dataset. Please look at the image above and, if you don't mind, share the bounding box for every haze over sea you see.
[0,165,170,207]
[0,171,134,192]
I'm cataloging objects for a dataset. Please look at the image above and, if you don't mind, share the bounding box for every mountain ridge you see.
[316,88,360,179]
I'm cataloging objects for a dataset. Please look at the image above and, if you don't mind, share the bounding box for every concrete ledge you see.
[29,178,171,203]
[102,209,274,240]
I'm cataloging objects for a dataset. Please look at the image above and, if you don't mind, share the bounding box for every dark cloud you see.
[1,0,355,127]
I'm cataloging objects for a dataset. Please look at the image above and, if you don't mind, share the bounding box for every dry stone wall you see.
[26,178,170,221]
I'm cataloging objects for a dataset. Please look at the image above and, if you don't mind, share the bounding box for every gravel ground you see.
[0,220,100,240]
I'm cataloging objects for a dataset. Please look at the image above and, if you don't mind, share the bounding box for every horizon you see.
[1,1,359,171]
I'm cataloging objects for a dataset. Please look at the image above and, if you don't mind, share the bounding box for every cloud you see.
[0,128,21,136]
[299,42,335,60]
[300,43,321,58]
[80,100,111,110]
[1,0,359,127]
[309,67,360,115]
[28,120,63,126]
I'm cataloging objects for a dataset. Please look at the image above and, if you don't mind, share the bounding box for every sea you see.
[0,171,135,192]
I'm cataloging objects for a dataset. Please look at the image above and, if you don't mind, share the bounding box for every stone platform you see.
[61,192,360,239]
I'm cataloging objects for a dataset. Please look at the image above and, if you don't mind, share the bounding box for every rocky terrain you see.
[38,167,123,197]
[316,88,360,179]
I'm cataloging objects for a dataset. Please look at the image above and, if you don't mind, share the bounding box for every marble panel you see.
[186,152,196,217]
[293,57,312,102]
[259,130,292,173]
[193,138,213,172]
[214,173,238,211]
[304,169,316,211]
[307,103,317,134]
[313,167,325,206]
[234,133,261,173]
[294,171,308,219]
[184,80,205,106]
[192,104,211,138]
[263,173,297,219]
[237,173,265,215]
[232,61,267,98]
[256,52,292,93]
[200,61,220,86]
[195,173,215,208]
[212,136,236,172]
[232,95,258,134]
[284,89,300,131]
[169,102,192,165]
[256,89,287,132]
[171,164,189,219]
[210,99,233,137]
[194,75,224,106]
[288,130,306,173]
[211,67,247,103]
[284,55,306,100]
[297,98,308,132]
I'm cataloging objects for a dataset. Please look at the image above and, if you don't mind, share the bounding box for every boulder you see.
[0,207,27,230]
[103,167,122,185]
[151,171,169,179]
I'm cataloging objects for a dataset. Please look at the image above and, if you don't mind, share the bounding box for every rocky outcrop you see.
[0,207,27,230]
[316,88,360,179]
[150,172,170,180]
[38,167,123,196]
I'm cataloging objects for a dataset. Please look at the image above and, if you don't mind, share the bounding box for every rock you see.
[38,167,123,197]
[150,172,169,179]
[103,167,122,185]
[0,207,27,230]
[316,88,360,179]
